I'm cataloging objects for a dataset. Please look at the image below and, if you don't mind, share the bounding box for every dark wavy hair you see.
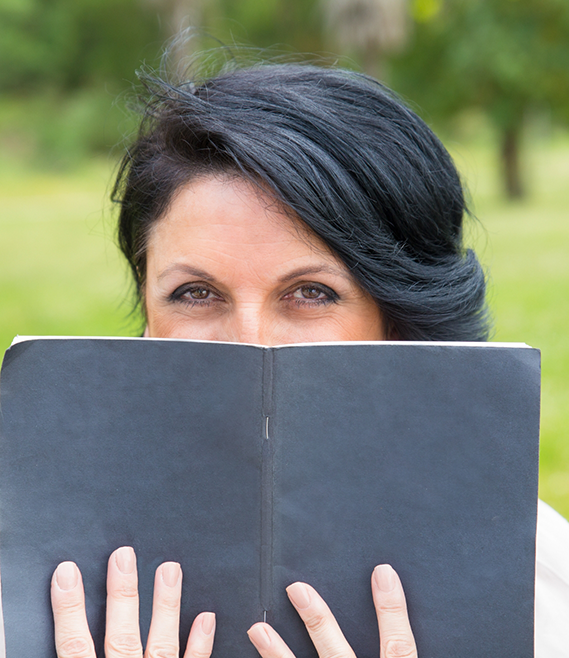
[113,63,490,341]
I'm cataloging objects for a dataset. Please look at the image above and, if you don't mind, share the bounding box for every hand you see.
[247,564,417,658]
[51,546,215,658]
[52,547,417,658]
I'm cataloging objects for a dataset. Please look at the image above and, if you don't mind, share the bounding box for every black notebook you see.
[0,338,540,657]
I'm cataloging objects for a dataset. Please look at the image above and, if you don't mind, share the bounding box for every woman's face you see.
[145,176,386,345]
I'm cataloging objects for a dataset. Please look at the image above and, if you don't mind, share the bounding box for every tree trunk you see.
[362,43,385,80]
[501,125,524,200]
[148,0,201,71]
[322,0,409,82]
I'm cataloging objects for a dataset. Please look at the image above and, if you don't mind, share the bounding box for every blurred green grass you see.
[0,157,141,348]
[1,134,568,515]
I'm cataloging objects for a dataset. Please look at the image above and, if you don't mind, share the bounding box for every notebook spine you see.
[260,349,275,621]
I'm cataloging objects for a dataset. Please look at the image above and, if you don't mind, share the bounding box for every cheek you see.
[146,313,220,341]
[325,311,386,342]
[328,297,387,342]
[144,293,179,339]
[281,309,386,344]
[145,308,178,339]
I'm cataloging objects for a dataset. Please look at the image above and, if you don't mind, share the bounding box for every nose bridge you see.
[227,301,271,345]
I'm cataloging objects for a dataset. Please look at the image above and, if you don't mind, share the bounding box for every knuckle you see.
[146,645,179,658]
[154,595,180,614]
[57,636,93,658]
[186,648,212,658]
[304,611,329,635]
[384,638,416,658]
[55,597,86,614]
[105,632,142,656]
[376,598,407,616]
[112,581,139,600]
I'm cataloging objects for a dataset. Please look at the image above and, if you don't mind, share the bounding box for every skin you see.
[51,175,417,658]
[144,175,386,345]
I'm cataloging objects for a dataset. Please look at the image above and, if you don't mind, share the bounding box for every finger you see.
[286,582,356,658]
[372,565,417,658]
[145,562,182,658]
[247,622,296,658]
[105,546,143,658]
[183,611,216,658]
[51,561,96,658]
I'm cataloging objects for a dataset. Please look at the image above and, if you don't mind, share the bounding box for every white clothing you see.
[536,499,569,656]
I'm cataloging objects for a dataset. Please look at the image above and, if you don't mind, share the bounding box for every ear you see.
[143,325,149,337]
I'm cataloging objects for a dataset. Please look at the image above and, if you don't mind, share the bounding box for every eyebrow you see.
[157,265,216,281]
[276,265,353,284]
[157,263,353,284]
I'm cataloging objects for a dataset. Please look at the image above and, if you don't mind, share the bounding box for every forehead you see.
[147,175,334,264]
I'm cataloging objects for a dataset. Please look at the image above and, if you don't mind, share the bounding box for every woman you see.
[49,63,569,657]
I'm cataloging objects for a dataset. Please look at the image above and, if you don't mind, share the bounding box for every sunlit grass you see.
[1,133,568,516]
[0,158,140,356]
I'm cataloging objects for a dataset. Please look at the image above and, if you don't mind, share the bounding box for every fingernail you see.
[55,562,78,591]
[286,582,311,609]
[374,564,397,592]
[115,546,135,574]
[201,612,215,636]
[161,562,180,588]
[248,624,271,650]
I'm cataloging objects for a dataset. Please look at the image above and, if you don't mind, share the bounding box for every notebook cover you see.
[0,339,540,657]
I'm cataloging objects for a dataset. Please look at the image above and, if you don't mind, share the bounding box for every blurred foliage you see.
[394,0,569,125]
[390,0,569,197]
[411,0,443,23]
[209,0,323,52]
[0,90,141,164]
[0,0,327,163]
[0,0,164,163]
[0,0,162,92]
[1,0,568,183]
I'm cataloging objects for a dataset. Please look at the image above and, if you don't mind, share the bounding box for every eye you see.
[293,285,328,300]
[284,283,339,306]
[168,283,223,306]
[186,286,210,300]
